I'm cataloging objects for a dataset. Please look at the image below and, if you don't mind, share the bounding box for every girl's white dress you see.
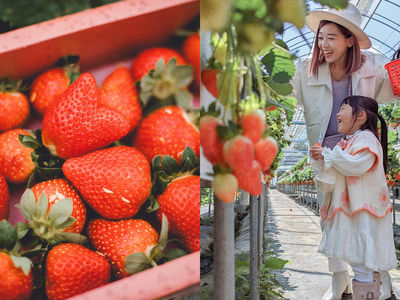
[313,130,397,271]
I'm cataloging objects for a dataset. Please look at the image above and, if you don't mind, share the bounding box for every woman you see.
[291,3,399,300]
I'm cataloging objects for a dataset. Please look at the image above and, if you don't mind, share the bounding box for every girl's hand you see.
[310,145,323,160]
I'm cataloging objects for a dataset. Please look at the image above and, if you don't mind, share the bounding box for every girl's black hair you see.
[340,95,388,173]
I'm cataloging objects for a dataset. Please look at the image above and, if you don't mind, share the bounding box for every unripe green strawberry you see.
[276,0,307,29]
[212,173,238,203]
[237,22,274,53]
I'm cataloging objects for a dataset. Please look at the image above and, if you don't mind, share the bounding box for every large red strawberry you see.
[0,252,33,300]
[42,73,130,159]
[182,33,200,91]
[63,146,151,219]
[200,115,224,165]
[88,219,159,278]
[31,179,86,233]
[46,243,110,300]
[233,160,262,196]
[157,175,199,252]
[100,66,142,132]
[30,68,71,114]
[201,69,218,98]
[223,135,254,172]
[0,80,30,132]
[131,47,187,82]
[212,173,238,203]
[0,129,35,184]
[133,106,199,163]
[241,109,266,144]
[0,173,9,220]
[254,137,278,171]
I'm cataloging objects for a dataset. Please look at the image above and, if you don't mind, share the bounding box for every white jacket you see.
[291,51,399,146]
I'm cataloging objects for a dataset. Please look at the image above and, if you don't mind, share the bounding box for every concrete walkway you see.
[267,189,400,299]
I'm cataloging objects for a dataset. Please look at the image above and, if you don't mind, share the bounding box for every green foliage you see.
[314,0,348,9]
[0,0,120,31]
[201,188,214,205]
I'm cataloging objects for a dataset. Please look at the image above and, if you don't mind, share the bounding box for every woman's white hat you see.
[305,3,371,49]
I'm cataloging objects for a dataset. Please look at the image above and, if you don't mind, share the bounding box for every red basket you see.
[385,59,400,97]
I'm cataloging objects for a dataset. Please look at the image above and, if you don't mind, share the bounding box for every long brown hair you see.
[341,95,388,173]
[310,20,365,77]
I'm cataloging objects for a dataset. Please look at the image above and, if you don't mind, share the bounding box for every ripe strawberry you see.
[45,243,110,300]
[0,80,30,132]
[233,160,262,196]
[42,73,130,159]
[0,173,10,220]
[131,47,187,82]
[133,106,200,163]
[0,173,9,220]
[254,137,278,171]
[182,33,200,91]
[212,173,238,203]
[30,68,70,114]
[157,175,200,252]
[200,116,224,165]
[63,146,151,219]
[100,66,142,132]
[0,252,33,300]
[31,179,86,233]
[241,109,266,144]
[88,218,159,278]
[223,135,254,172]
[201,69,218,97]
[0,129,35,184]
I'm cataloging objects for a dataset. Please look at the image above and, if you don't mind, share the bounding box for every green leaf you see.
[264,77,293,96]
[47,198,73,226]
[124,252,151,275]
[10,255,32,275]
[53,231,88,244]
[264,257,290,270]
[314,0,348,9]
[146,195,160,213]
[36,192,49,219]
[272,71,291,84]
[181,147,196,164]
[19,189,37,222]
[161,156,179,175]
[261,51,275,75]
[0,220,17,251]
[21,244,46,257]
[161,248,187,262]
[175,90,193,110]
[159,213,169,248]
[56,217,76,230]
[16,222,30,240]
[19,134,41,150]
[274,39,289,50]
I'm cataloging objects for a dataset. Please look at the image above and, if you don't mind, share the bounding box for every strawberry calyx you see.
[55,55,81,84]
[0,220,33,275]
[0,78,27,93]
[16,189,87,248]
[200,101,221,118]
[147,146,199,213]
[140,58,193,110]
[19,130,65,184]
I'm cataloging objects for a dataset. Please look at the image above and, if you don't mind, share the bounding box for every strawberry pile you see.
[0,33,200,300]
[201,104,278,203]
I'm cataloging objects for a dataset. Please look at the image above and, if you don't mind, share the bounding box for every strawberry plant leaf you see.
[264,77,292,96]
[19,189,36,222]
[124,252,151,275]
[0,220,17,251]
[53,232,88,245]
[36,192,49,220]
[161,248,188,262]
[10,255,32,276]
[20,244,46,257]
[55,217,76,230]
[47,198,73,226]
[161,156,179,174]
[314,0,348,9]
[16,222,30,240]
[271,71,290,84]
[181,146,196,163]
[19,134,41,150]
[264,257,290,270]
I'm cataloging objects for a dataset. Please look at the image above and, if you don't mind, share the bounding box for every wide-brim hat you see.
[305,3,371,49]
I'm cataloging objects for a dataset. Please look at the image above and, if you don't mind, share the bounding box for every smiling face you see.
[318,23,353,65]
[336,104,357,135]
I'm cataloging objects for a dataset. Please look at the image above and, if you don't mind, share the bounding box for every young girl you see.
[310,95,397,299]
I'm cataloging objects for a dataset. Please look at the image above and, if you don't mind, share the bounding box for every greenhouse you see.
[200,0,400,299]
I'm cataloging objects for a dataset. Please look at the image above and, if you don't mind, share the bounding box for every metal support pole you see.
[250,195,259,300]
[213,196,235,300]
[392,187,396,225]
[208,188,212,218]
[258,186,265,267]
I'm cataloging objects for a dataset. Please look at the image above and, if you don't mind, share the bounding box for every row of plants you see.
[276,156,315,186]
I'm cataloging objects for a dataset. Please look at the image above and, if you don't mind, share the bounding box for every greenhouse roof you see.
[278,0,400,172]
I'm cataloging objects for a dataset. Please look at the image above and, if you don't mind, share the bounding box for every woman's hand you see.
[309,145,323,160]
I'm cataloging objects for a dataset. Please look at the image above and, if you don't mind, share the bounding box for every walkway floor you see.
[267,189,400,299]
